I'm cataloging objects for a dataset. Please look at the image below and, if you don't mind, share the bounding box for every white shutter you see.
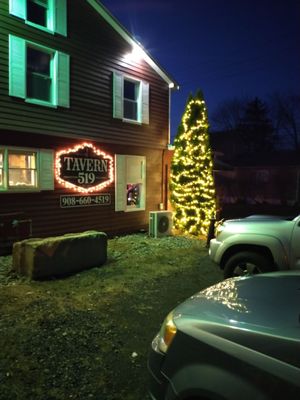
[9,0,26,19]
[113,72,123,119]
[127,156,144,183]
[9,35,26,99]
[56,51,70,108]
[54,0,67,36]
[39,150,54,190]
[115,154,126,211]
[140,157,146,209]
[141,81,149,124]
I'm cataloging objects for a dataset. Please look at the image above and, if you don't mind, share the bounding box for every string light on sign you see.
[55,142,114,194]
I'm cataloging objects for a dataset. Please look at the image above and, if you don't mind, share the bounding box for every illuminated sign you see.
[55,143,114,193]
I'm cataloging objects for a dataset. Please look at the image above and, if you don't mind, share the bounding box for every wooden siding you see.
[0,131,167,237]
[0,0,170,150]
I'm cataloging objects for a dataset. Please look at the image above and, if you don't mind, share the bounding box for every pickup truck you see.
[209,214,300,278]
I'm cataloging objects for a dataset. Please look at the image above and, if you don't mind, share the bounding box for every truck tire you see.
[224,251,273,279]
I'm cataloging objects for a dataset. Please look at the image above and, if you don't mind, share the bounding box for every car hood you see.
[223,215,294,229]
[172,272,300,339]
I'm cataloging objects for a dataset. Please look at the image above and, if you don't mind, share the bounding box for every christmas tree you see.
[170,91,216,236]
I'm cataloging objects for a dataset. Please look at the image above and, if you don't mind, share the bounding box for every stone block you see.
[12,231,107,279]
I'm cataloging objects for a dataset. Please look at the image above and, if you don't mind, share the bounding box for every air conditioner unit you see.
[149,211,172,238]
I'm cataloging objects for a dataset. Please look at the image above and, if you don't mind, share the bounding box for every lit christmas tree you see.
[170,91,216,236]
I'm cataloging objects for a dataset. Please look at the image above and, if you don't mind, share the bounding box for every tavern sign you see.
[55,143,114,193]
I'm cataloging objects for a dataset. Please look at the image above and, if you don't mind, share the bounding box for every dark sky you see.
[101,0,300,142]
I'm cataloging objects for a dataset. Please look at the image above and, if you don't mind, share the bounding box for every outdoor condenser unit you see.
[149,211,173,238]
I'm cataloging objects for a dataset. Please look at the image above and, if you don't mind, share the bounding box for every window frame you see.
[0,150,4,189]
[26,0,54,33]
[0,146,54,193]
[9,35,70,108]
[26,42,56,107]
[123,76,141,123]
[115,154,146,212]
[7,149,38,190]
[113,72,149,125]
[9,0,67,36]
[256,169,269,183]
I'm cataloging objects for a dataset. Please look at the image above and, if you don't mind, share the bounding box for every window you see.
[115,155,146,212]
[27,46,52,102]
[9,0,67,36]
[27,0,48,28]
[256,170,269,183]
[0,147,54,192]
[123,79,140,121]
[8,151,37,188]
[113,72,149,124]
[9,35,70,108]
[0,152,3,187]
[127,184,141,207]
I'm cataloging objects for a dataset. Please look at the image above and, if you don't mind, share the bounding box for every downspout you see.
[161,87,172,210]
[168,86,171,145]
[162,86,178,210]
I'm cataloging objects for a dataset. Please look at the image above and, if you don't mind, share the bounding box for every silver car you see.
[148,271,300,400]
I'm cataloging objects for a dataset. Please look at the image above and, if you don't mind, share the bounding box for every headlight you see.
[215,220,225,237]
[157,312,177,353]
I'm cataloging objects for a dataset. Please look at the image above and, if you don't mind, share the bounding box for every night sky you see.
[100,0,300,142]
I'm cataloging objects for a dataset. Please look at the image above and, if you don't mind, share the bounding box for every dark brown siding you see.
[0,0,169,149]
[0,131,165,237]
[0,1,172,238]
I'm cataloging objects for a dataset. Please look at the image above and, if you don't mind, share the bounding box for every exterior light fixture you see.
[124,43,144,63]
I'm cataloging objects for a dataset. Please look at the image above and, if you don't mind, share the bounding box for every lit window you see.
[27,0,49,28]
[127,183,141,207]
[0,147,54,192]
[123,79,140,121]
[113,72,149,124]
[115,155,146,212]
[8,151,37,188]
[9,35,70,108]
[0,152,3,187]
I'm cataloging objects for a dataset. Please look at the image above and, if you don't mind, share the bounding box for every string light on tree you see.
[170,91,216,236]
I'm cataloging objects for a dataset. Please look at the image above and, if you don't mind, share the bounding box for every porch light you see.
[124,43,144,63]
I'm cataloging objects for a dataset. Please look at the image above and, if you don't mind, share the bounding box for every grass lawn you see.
[0,233,223,400]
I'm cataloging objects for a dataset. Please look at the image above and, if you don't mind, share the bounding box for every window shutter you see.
[39,150,54,190]
[141,81,149,124]
[140,158,146,209]
[54,0,67,36]
[9,0,26,19]
[9,35,26,99]
[115,154,126,211]
[127,156,144,183]
[56,52,70,108]
[113,72,123,119]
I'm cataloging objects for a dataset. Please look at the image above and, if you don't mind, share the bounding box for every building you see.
[0,0,177,244]
[212,148,300,219]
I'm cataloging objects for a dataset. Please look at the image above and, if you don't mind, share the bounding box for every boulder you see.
[12,231,107,279]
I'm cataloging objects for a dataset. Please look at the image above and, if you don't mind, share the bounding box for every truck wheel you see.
[224,251,273,279]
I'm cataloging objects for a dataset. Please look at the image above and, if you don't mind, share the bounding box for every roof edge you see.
[87,0,179,88]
